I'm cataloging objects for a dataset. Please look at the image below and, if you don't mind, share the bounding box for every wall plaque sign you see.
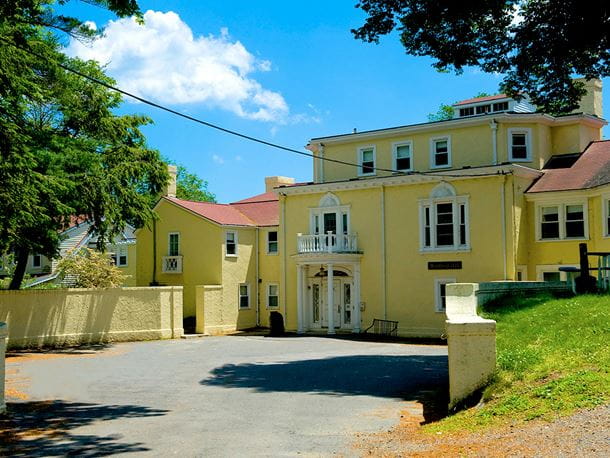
[428,261,462,270]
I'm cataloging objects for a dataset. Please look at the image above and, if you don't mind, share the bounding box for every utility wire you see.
[4,37,513,179]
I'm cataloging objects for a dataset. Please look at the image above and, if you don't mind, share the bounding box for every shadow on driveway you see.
[201,355,448,421]
[0,401,168,457]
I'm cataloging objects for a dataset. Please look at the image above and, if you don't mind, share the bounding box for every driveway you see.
[2,336,448,457]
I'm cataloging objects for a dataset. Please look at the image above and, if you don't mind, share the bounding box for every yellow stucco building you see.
[277,79,610,337]
[136,174,291,334]
[138,79,610,338]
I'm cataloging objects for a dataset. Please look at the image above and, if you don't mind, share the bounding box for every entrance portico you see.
[293,253,363,335]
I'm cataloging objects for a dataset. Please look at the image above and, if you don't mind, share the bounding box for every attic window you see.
[459,107,474,117]
[476,104,492,114]
[493,101,509,111]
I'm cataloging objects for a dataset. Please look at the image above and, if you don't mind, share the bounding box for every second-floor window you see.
[393,142,412,171]
[32,254,41,268]
[168,233,180,256]
[420,183,469,251]
[431,137,451,168]
[508,128,531,161]
[358,146,376,176]
[226,231,237,256]
[117,246,128,266]
[538,203,587,240]
[267,231,278,254]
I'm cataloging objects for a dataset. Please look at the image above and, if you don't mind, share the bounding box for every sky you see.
[58,0,610,203]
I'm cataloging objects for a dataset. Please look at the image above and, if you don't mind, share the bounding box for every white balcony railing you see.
[297,232,358,254]
[162,255,183,273]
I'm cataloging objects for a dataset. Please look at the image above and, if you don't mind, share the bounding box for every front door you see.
[320,279,342,329]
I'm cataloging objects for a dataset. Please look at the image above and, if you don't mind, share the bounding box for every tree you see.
[352,1,610,114]
[57,248,125,288]
[428,92,493,121]
[175,165,216,202]
[0,1,168,289]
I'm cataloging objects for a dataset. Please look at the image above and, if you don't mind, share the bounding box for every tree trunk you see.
[9,247,29,290]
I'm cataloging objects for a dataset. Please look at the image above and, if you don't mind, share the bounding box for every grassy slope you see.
[429,294,610,432]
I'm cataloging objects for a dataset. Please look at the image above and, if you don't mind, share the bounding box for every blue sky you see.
[59,1,610,203]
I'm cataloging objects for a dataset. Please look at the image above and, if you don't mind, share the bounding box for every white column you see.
[327,263,335,334]
[297,264,304,334]
[353,263,361,333]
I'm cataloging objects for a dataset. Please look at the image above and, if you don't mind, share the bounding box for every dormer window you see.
[459,107,474,117]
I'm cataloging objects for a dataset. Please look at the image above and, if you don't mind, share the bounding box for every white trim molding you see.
[429,135,452,169]
[419,182,470,252]
[508,127,532,162]
[392,140,413,172]
[357,145,376,177]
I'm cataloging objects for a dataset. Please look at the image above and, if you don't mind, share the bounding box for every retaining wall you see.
[0,287,183,349]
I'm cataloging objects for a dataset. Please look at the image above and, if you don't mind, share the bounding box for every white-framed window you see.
[419,183,469,252]
[238,283,250,309]
[168,232,180,256]
[32,254,41,268]
[508,128,532,162]
[267,283,279,308]
[310,193,350,236]
[117,246,128,267]
[434,278,456,313]
[536,202,588,241]
[392,141,413,172]
[225,231,237,256]
[357,146,376,176]
[430,136,451,169]
[535,265,577,282]
[267,231,278,254]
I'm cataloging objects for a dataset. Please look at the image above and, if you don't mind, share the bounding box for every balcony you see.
[297,232,359,254]
[162,255,183,273]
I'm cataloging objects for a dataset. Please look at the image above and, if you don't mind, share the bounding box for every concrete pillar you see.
[353,263,361,333]
[0,322,7,414]
[327,264,335,334]
[297,264,304,334]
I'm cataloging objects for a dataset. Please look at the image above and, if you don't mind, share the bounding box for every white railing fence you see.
[297,232,358,253]
[162,255,183,273]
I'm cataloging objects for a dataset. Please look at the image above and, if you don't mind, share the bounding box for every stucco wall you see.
[0,287,183,349]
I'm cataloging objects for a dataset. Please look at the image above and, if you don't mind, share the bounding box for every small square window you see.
[540,206,560,239]
[542,271,561,282]
[239,284,250,309]
[226,231,237,256]
[359,148,375,175]
[268,284,279,308]
[394,143,412,171]
[267,231,278,254]
[431,138,450,168]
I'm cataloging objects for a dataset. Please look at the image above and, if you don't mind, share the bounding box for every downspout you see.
[490,119,498,165]
[501,175,508,280]
[381,185,387,319]
[255,227,260,327]
[280,194,288,323]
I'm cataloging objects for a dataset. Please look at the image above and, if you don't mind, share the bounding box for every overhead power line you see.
[3,37,512,179]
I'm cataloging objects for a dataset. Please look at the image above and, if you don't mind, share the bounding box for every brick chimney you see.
[573,78,603,118]
[265,176,295,192]
[165,165,178,197]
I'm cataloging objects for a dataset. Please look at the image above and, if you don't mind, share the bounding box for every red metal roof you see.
[453,94,509,106]
[165,191,279,227]
[527,141,610,193]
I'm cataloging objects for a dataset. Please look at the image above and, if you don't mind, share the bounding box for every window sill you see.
[357,172,377,177]
[238,307,251,311]
[266,252,279,256]
[536,237,588,243]
[509,157,532,162]
[430,164,452,170]
[435,309,446,314]
[420,247,471,254]
[225,254,238,258]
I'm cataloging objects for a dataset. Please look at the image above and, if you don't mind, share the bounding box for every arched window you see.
[419,182,470,251]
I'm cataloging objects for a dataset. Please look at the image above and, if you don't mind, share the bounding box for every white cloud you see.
[234,155,242,161]
[212,154,225,165]
[67,10,291,122]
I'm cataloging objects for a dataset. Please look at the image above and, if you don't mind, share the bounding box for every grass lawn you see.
[428,293,610,433]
